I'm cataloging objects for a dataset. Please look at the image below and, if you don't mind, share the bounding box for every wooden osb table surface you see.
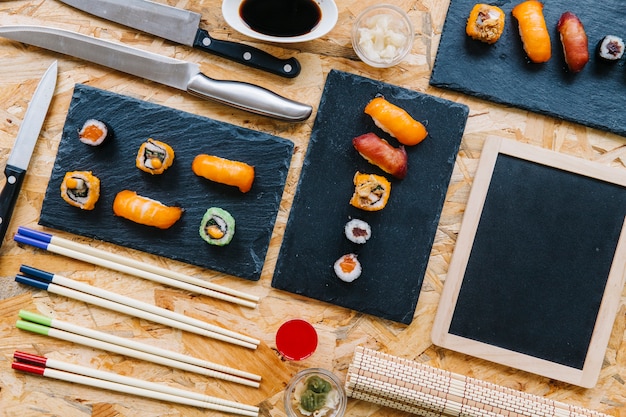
[1,1,625,416]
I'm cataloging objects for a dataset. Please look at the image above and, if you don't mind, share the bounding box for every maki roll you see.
[113,190,183,229]
[349,172,391,212]
[598,35,624,62]
[466,4,505,44]
[192,154,255,193]
[199,207,235,246]
[344,219,371,244]
[136,138,175,175]
[334,254,361,282]
[78,119,111,146]
[60,171,100,210]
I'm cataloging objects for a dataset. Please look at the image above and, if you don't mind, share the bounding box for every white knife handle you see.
[187,73,312,122]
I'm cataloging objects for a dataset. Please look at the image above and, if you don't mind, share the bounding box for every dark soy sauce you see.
[239,0,322,37]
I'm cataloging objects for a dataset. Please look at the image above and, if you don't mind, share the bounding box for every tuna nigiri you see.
[113,190,183,229]
[512,1,551,63]
[364,97,427,146]
[557,12,589,73]
[192,154,255,193]
[353,132,407,179]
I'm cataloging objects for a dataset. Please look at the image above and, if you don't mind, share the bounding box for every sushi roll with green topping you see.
[199,207,235,246]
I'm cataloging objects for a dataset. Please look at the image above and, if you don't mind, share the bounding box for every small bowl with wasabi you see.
[351,4,414,68]
[284,368,346,417]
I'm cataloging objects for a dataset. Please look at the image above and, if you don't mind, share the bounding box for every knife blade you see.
[57,0,301,78]
[0,61,57,247]
[0,25,312,122]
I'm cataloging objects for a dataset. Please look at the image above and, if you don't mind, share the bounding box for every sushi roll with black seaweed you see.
[78,119,111,146]
[60,171,100,210]
[334,254,361,282]
[598,35,625,61]
[136,138,175,175]
[344,219,371,244]
[200,207,235,246]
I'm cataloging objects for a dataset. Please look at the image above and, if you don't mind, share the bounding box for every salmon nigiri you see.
[192,154,255,193]
[364,97,428,146]
[512,1,551,63]
[113,190,183,229]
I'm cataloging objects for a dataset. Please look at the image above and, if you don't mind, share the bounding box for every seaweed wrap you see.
[136,138,175,175]
[60,171,101,210]
[78,119,111,146]
[199,207,236,246]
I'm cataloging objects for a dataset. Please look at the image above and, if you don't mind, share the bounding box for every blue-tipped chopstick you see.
[12,351,259,416]
[14,226,259,308]
[17,265,259,349]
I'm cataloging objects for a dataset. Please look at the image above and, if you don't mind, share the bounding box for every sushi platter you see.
[272,70,469,324]
[431,0,626,137]
[39,84,293,281]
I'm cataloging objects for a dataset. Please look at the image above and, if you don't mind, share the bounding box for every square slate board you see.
[430,0,626,137]
[39,84,294,281]
[271,70,469,324]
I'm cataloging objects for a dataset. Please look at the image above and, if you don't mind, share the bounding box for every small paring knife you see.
[0,25,312,122]
[57,0,301,78]
[0,61,57,248]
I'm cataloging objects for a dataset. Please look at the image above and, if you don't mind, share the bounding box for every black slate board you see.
[39,84,294,281]
[271,70,469,324]
[430,0,626,137]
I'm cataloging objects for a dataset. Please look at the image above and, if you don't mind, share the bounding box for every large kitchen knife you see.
[0,61,57,248]
[0,25,312,122]
[58,0,301,78]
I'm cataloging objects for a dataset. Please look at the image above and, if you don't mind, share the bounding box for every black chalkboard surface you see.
[432,137,626,388]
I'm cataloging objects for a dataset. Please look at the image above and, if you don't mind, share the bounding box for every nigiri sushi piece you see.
[199,207,235,246]
[60,171,100,210]
[136,138,175,175]
[113,190,183,229]
[353,132,407,179]
[78,119,111,146]
[344,219,371,244]
[512,1,551,63]
[350,172,391,212]
[334,254,362,282]
[466,4,505,44]
[364,97,427,146]
[192,154,255,193]
[598,35,624,61]
[557,12,589,73]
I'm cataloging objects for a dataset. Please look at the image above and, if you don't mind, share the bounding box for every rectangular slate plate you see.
[430,0,626,137]
[39,84,294,281]
[271,70,469,324]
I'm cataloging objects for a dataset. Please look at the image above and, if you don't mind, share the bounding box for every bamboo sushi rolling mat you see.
[1,0,626,416]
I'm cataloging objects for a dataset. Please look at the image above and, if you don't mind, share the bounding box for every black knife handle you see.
[193,29,301,78]
[0,165,26,248]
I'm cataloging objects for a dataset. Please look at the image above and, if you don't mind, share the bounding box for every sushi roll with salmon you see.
[192,154,255,193]
[334,254,361,282]
[78,119,111,146]
[113,190,183,229]
[350,172,391,212]
[136,138,175,175]
[364,96,428,146]
[60,171,100,210]
[199,207,235,246]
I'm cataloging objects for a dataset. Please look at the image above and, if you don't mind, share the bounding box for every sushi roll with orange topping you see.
[192,154,255,193]
[136,138,175,175]
[466,4,505,44]
[60,171,100,210]
[349,171,391,212]
[78,119,111,146]
[334,254,362,282]
[364,97,428,146]
[113,190,183,229]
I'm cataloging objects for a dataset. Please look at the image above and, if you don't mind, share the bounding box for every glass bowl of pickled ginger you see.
[284,368,346,417]
[351,4,414,68]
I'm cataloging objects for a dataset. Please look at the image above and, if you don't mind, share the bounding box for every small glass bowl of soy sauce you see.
[222,0,338,43]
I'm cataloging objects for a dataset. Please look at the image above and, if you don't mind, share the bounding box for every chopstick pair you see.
[16,309,261,387]
[12,351,260,416]
[14,226,259,308]
[16,265,260,349]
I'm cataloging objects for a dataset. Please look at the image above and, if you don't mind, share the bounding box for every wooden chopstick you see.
[15,227,259,307]
[13,352,259,416]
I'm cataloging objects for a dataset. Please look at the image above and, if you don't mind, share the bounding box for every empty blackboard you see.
[432,137,626,388]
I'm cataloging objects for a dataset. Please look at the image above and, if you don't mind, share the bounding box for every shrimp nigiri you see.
[364,97,428,146]
[113,190,183,229]
[192,154,255,193]
[512,1,551,63]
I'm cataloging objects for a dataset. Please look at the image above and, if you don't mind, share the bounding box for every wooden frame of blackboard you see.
[431,136,626,388]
